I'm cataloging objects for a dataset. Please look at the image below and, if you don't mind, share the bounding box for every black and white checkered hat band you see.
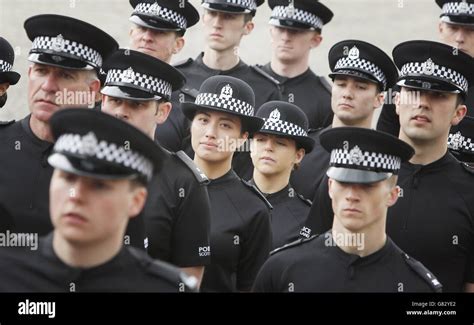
[261,118,307,137]
[195,93,254,116]
[134,3,187,29]
[271,6,324,30]
[330,148,401,172]
[448,131,474,153]
[205,0,257,11]
[54,132,154,181]
[400,61,468,92]
[0,60,12,72]
[31,36,102,68]
[106,68,172,98]
[443,2,474,15]
[334,57,387,89]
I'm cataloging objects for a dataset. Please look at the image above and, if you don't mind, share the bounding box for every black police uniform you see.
[0,234,196,292]
[101,49,212,265]
[181,75,272,291]
[253,233,441,292]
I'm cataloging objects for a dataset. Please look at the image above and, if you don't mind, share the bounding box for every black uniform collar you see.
[326,231,394,267]
[21,115,54,149]
[263,62,314,83]
[249,180,292,204]
[208,168,239,185]
[195,52,248,75]
[403,151,454,173]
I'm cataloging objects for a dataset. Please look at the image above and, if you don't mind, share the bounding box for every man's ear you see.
[0,83,9,96]
[155,101,172,124]
[310,32,323,49]
[173,36,185,55]
[294,148,305,164]
[328,178,334,199]
[387,184,400,207]
[88,78,101,103]
[451,104,467,126]
[243,20,254,35]
[128,187,148,219]
[374,91,385,110]
[394,91,401,116]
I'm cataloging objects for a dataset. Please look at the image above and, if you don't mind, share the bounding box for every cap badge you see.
[459,0,469,14]
[450,131,464,150]
[52,34,65,52]
[220,84,233,99]
[422,58,435,76]
[79,132,98,156]
[349,145,364,165]
[348,46,360,60]
[150,2,162,16]
[286,1,295,18]
[122,67,136,83]
[269,109,281,121]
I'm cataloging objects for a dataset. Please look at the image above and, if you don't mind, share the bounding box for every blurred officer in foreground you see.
[253,127,442,292]
[182,75,272,292]
[0,15,118,237]
[250,101,314,249]
[258,0,334,129]
[0,37,21,109]
[448,115,474,165]
[377,0,474,136]
[101,49,211,286]
[0,109,197,292]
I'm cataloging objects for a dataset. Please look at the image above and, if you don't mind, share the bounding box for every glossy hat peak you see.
[320,127,414,184]
[201,0,264,15]
[24,14,118,70]
[49,108,166,183]
[268,0,333,31]
[255,101,315,152]
[329,39,398,91]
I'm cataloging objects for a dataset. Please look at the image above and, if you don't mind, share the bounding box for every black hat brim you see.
[0,71,20,85]
[182,101,264,134]
[202,0,264,14]
[329,70,380,87]
[397,77,462,93]
[130,15,181,32]
[327,167,392,184]
[101,85,159,101]
[269,18,317,31]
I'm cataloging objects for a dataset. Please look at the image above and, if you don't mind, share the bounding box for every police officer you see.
[291,40,398,206]
[448,116,474,165]
[0,109,197,292]
[100,49,211,286]
[257,0,334,129]
[250,101,314,249]
[182,75,272,292]
[253,127,442,292]
[0,37,20,109]
[128,0,201,153]
[0,15,118,236]
[377,0,474,136]
[175,0,282,179]
[386,40,474,292]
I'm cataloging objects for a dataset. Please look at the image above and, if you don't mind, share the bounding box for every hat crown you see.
[199,75,255,108]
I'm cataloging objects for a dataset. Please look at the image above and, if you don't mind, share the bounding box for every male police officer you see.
[253,127,441,292]
[100,49,211,286]
[258,0,334,129]
[0,15,118,236]
[377,0,474,136]
[386,40,474,292]
[0,109,197,292]
[290,40,398,205]
[0,37,21,109]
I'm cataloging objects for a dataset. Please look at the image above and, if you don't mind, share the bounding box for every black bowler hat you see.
[448,116,474,162]
[101,49,185,101]
[201,0,264,15]
[182,75,264,133]
[268,0,333,31]
[328,40,398,91]
[320,127,414,184]
[48,108,166,183]
[0,37,20,85]
[255,101,315,153]
[436,0,474,26]
[24,14,118,70]
[130,0,199,32]
[393,40,474,95]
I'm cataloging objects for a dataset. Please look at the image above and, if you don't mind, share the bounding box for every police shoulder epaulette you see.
[175,150,209,185]
[270,234,319,256]
[127,247,198,292]
[0,120,14,127]
[296,193,312,207]
[318,76,332,94]
[241,179,273,210]
[460,162,474,175]
[397,248,443,292]
[180,87,200,99]
[251,65,281,87]
[173,57,194,68]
